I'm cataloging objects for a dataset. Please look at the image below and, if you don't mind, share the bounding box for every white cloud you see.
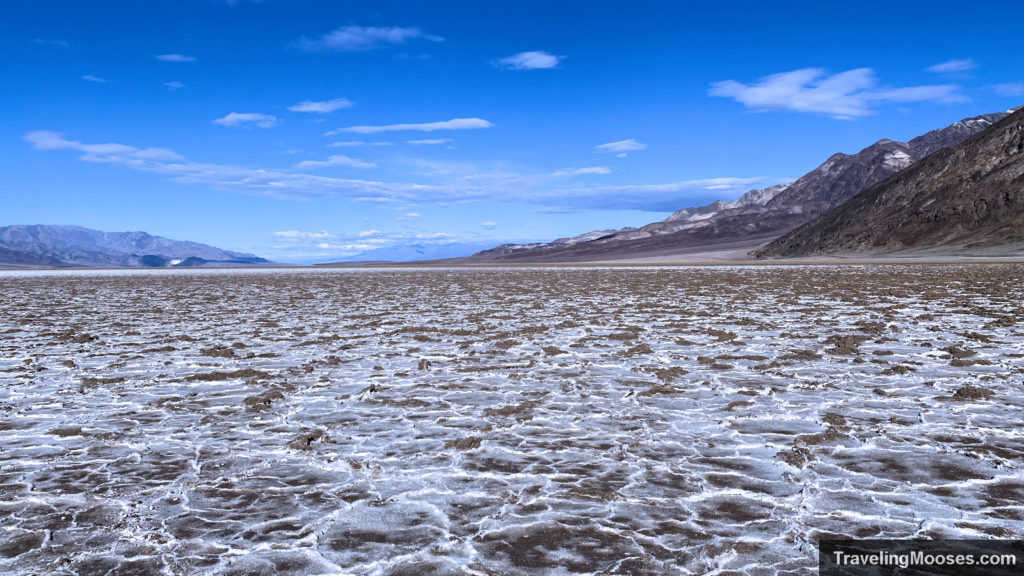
[294,155,376,170]
[536,177,780,212]
[274,230,335,239]
[594,139,647,154]
[406,138,452,145]
[993,82,1024,97]
[23,130,185,162]
[553,166,612,175]
[83,75,107,83]
[164,81,186,89]
[33,39,70,48]
[24,130,784,212]
[23,130,425,202]
[710,67,966,119]
[927,58,976,74]
[480,221,497,230]
[268,228,469,262]
[288,98,354,113]
[156,54,197,62]
[496,51,561,70]
[329,117,492,135]
[297,25,443,52]
[213,112,279,128]
[328,141,392,147]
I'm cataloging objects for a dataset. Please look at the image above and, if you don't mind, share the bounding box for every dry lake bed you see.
[1,265,1022,575]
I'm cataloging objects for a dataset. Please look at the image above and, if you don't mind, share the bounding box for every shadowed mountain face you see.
[470,111,1008,263]
[0,225,269,268]
[755,107,1024,258]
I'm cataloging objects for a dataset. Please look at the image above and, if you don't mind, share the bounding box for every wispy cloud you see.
[406,138,452,145]
[268,228,468,262]
[83,75,107,83]
[24,130,782,211]
[992,82,1024,97]
[496,51,561,70]
[273,230,335,239]
[24,130,185,162]
[398,212,421,221]
[710,67,966,119]
[293,155,376,170]
[288,98,354,113]
[328,141,393,147]
[536,177,777,212]
[927,58,976,74]
[480,221,498,230]
[213,112,279,128]
[553,166,611,175]
[163,81,186,90]
[594,139,646,154]
[23,130,442,202]
[329,117,492,135]
[156,53,197,62]
[33,38,70,48]
[297,25,443,52]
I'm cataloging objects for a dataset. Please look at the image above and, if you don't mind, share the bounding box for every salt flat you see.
[0,266,1022,575]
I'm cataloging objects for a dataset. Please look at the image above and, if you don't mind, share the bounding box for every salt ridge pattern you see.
[0,266,1022,575]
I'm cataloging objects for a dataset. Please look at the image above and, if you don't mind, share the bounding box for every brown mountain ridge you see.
[468,110,1008,263]
[754,107,1024,258]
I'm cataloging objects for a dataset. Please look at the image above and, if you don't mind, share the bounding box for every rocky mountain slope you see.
[0,225,269,268]
[469,110,1009,262]
[754,107,1024,257]
[479,186,786,258]
[665,184,788,223]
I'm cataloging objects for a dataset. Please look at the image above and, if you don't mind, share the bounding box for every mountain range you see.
[0,225,269,268]
[755,106,1024,257]
[467,109,1014,262]
[5,107,1022,268]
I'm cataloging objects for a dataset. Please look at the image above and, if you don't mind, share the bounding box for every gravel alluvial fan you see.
[1,266,1022,575]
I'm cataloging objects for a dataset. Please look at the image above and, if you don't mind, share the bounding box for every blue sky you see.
[4,1,1023,263]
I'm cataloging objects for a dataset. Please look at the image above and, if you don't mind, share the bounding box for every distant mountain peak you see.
[0,224,270,268]
[663,183,788,224]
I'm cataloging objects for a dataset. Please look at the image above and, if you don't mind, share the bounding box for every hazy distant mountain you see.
[467,110,1010,262]
[478,186,788,259]
[477,228,634,257]
[754,107,1024,257]
[664,184,788,223]
[0,225,270,268]
[321,241,503,263]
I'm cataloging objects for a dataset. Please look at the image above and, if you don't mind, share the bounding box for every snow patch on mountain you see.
[664,184,789,224]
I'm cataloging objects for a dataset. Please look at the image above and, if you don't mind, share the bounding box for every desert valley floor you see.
[0,265,1022,575]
